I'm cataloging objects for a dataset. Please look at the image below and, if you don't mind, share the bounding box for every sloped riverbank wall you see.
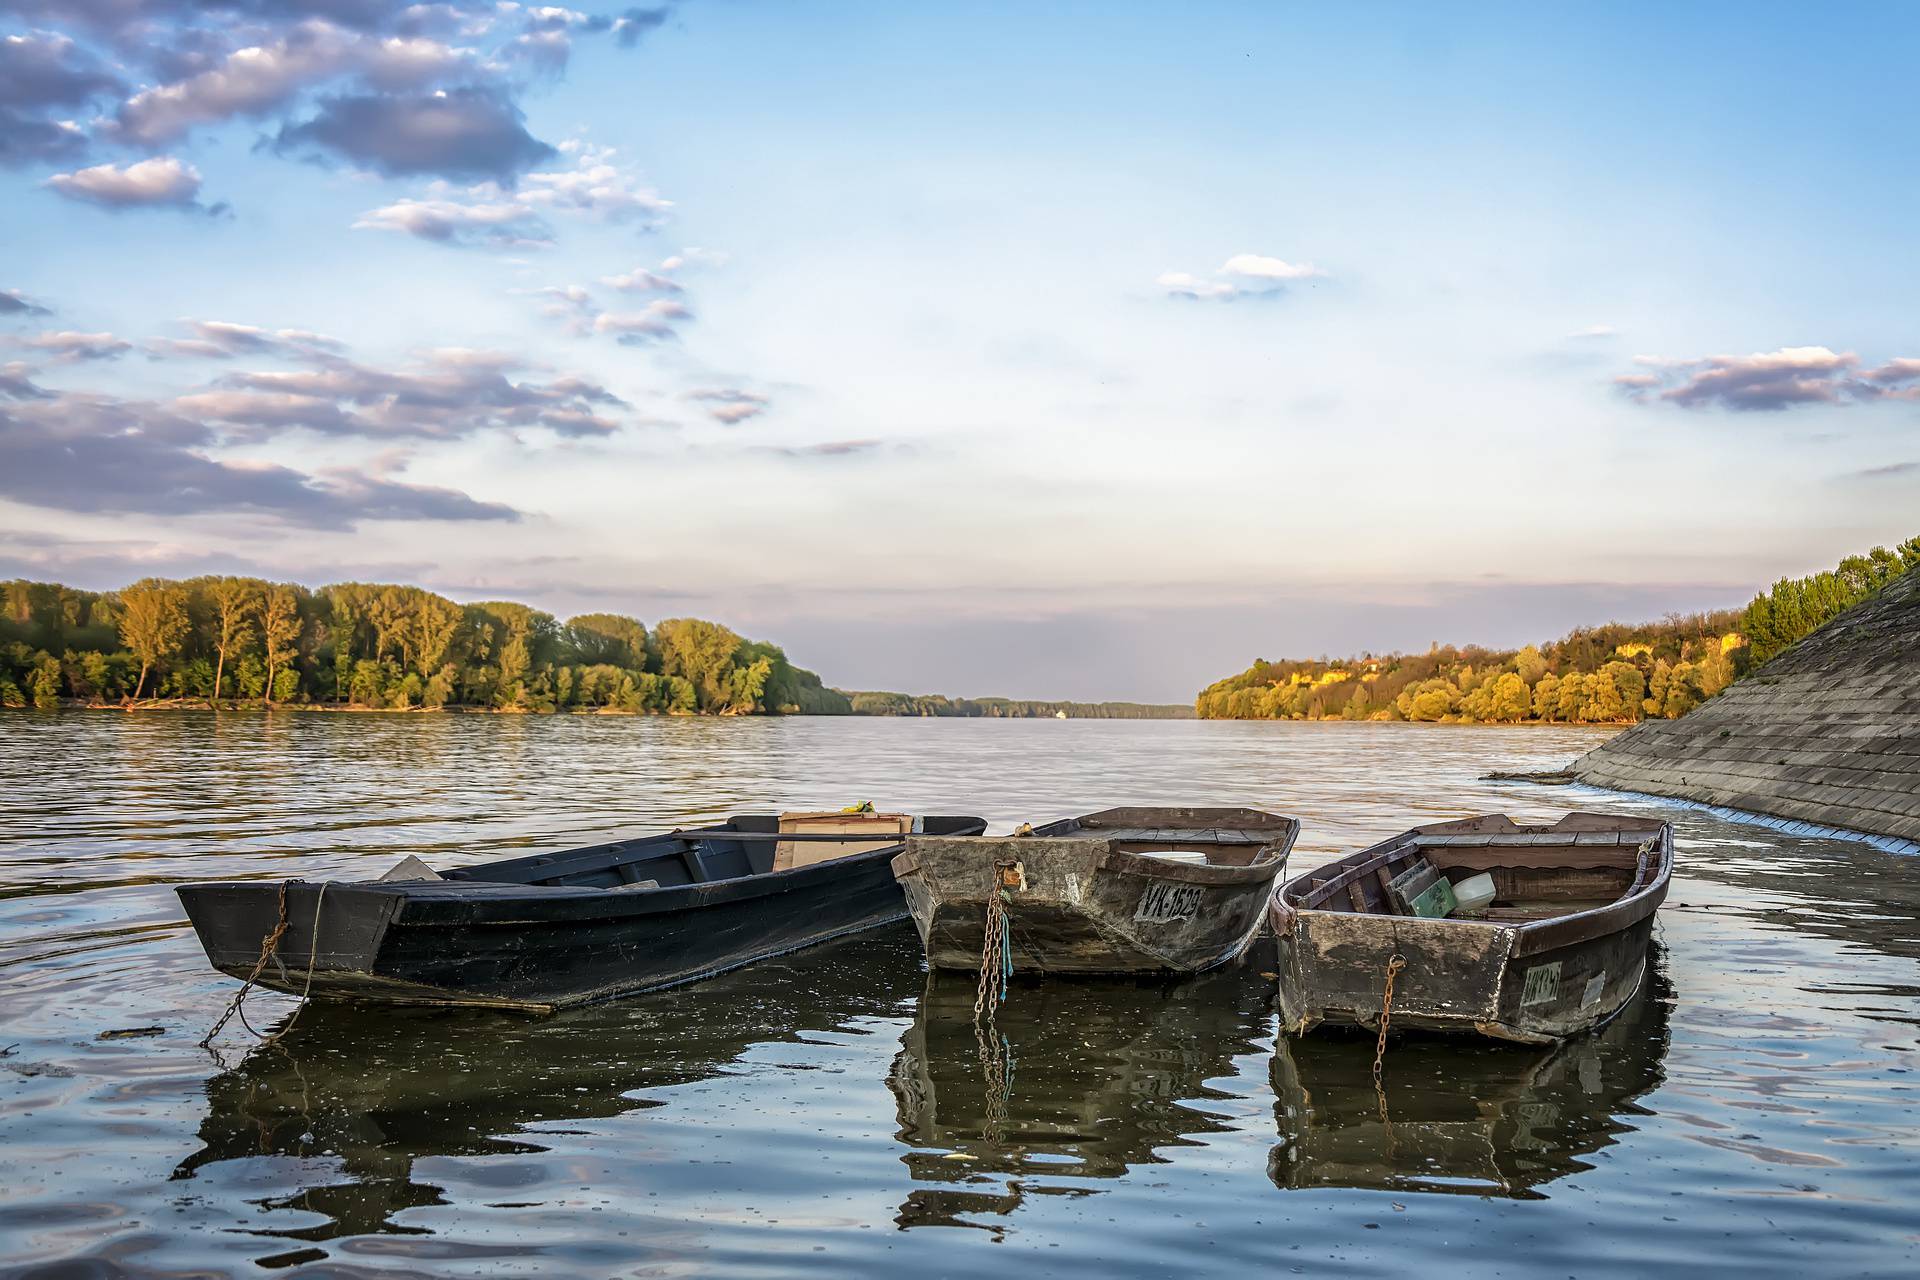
[1571,572,1920,847]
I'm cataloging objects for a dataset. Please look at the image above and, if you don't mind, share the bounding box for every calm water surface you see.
[0,714,1915,1277]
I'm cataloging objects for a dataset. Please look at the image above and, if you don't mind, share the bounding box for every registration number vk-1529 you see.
[1135,882,1204,923]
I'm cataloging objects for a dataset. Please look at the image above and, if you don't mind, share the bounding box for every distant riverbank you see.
[8,697,1195,720]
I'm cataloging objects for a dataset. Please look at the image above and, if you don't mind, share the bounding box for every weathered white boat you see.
[891,806,1299,975]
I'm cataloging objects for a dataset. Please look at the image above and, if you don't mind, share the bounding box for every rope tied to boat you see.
[198,880,328,1052]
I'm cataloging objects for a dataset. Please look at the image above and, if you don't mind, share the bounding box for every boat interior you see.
[1285,815,1668,924]
[1029,807,1299,867]
[433,814,987,891]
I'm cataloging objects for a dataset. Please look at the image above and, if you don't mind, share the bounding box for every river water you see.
[0,714,1915,1277]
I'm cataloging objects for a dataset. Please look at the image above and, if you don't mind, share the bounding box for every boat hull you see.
[1270,903,1656,1045]
[178,850,914,1011]
[894,836,1287,975]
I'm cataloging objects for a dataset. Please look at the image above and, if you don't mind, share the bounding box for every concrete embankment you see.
[1570,570,1920,847]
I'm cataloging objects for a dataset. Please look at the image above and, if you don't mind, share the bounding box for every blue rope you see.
[998,891,1013,998]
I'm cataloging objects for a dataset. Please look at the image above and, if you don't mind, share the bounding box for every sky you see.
[2,2,1917,702]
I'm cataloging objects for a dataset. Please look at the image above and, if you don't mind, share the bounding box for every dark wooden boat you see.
[1269,812,1672,1044]
[177,811,986,1012]
[891,806,1299,975]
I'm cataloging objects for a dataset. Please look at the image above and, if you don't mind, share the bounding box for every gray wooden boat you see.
[1269,812,1672,1045]
[891,806,1299,975]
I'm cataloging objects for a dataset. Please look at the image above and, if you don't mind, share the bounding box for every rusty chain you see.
[200,880,328,1051]
[1371,952,1408,1083]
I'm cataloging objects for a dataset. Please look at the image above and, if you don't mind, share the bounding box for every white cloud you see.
[353,195,552,246]
[351,146,666,248]
[659,246,727,271]
[687,386,769,424]
[1155,271,1237,301]
[516,144,671,221]
[592,299,692,344]
[1219,253,1325,282]
[44,156,204,209]
[147,319,345,359]
[1617,345,1920,411]
[109,20,477,147]
[16,330,131,361]
[1158,253,1327,301]
[600,266,682,293]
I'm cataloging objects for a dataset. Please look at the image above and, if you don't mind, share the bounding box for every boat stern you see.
[176,880,404,999]
[894,835,1277,975]
[1276,911,1538,1041]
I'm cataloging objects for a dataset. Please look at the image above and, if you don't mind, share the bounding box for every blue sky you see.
[3,2,1916,700]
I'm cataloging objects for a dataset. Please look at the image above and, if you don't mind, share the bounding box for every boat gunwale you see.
[1271,813,1673,954]
[893,814,1302,887]
[179,815,989,928]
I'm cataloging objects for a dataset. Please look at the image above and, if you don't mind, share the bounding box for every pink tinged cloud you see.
[688,387,769,424]
[108,21,474,146]
[1617,345,1920,411]
[44,156,202,208]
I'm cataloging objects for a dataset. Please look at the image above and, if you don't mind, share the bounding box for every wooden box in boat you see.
[1268,812,1671,1045]
[176,811,987,1012]
[891,806,1300,975]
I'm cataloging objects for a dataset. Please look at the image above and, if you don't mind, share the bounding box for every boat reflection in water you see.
[888,945,1278,1233]
[1269,944,1673,1199]
[170,930,931,1263]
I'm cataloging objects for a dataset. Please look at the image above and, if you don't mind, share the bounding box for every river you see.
[0,714,1915,1277]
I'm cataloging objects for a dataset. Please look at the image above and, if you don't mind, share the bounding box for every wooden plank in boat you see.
[773,811,911,872]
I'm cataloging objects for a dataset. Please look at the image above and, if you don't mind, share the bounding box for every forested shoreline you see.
[1196,537,1920,724]
[0,576,1192,720]
[0,578,849,716]
[843,692,1191,719]
[7,537,1911,723]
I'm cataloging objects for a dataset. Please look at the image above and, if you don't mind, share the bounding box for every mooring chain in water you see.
[1370,951,1408,1152]
[199,880,328,1051]
[971,861,1019,1140]
[1372,952,1408,1082]
[972,864,1016,1028]
[979,1027,1015,1141]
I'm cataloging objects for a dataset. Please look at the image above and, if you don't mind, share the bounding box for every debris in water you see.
[97,1027,167,1040]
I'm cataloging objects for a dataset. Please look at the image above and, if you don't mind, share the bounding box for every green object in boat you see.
[1409,878,1458,919]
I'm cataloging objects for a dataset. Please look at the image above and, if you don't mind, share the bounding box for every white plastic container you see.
[1452,872,1496,916]
[1138,849,1210,864]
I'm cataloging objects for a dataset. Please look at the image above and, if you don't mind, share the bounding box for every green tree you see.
[1484,672,1531,722]
[565,614,650,669]
[262,586,302,706]
[28,653,62,707]
[207,576,260,704]
[118,579,190,701]
[655,618,746,712]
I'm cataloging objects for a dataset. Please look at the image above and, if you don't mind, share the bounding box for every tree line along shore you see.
[0,577,1189,719]
[1194,536,1920,725]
